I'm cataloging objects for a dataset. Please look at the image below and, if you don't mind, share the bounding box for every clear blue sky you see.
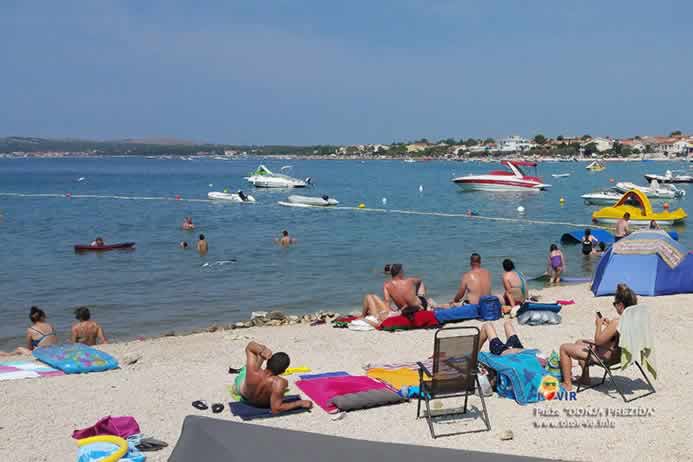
[1,1,691,144]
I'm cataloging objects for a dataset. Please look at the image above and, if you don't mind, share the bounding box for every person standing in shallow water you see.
[197,234,208,255]
[276,230,296,246]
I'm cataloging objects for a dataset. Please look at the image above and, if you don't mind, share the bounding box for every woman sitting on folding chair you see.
[559,283,637,391]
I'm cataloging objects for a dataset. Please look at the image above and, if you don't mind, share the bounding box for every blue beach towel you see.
[478,349,546,405]
[229,395,310,420]
[298,371,350,380]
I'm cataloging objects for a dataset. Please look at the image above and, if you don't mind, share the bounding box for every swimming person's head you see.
[599,242,606,251]
[267,352,290,375]
[550,243,558,252]
[74,306,91,321]
[624,212,631,220]
[30,306,46,323]
[470,253,481,267]
[199,234,205,241]
[181,241,188,248]
[585,229,591,237]
[502,259,515,272]
[389,263,403,278]
[282,230,288,237]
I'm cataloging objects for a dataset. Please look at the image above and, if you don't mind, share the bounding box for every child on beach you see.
[71,307,107,346]
[0,306,58,356]
[547,244,565,284]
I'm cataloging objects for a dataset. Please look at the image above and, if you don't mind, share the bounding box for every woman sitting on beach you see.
[547,244,565,284]
[501,259,527,307]
[0,306,58,356]
[558,283,637,391]
[71,307,107,346]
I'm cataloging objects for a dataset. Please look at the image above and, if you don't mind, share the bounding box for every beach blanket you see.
[378,311,439,331]
[229,396,309,420]
[299,371,350,380]
[614,237,686,269]
[33,344,119,374]
[296,376,389,413]
[366,367,430,389]
[363,357,433,373]
[0,360,65,381]
[433,305,479,324]
[478,349,546,405]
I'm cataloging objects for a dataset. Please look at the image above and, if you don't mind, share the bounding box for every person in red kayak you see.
[90,237,105,247]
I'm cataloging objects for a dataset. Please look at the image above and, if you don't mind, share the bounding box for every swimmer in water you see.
[197,234,208,254]
[276,230,296,246]
[182,216,195,230]
[90,237,105,247]
[180,241,189,249]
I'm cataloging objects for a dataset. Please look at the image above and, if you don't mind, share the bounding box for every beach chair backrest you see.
[430,326,480,395]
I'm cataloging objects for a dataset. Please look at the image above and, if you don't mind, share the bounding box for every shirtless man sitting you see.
[449,253,492,305]
[362,264,428,325]
[232,341,313,414]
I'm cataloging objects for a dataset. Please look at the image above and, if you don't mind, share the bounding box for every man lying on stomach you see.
[233,341,313,413]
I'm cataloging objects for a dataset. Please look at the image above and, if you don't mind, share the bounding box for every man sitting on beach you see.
[232,341,313,413]
[449,253,492,305]
[362,264,429,325]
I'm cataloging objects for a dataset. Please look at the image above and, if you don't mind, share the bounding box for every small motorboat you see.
[282,195,339,207]
[74,242,135,252]
[586,161,606,171]
[613,180,685,199]
[245,165,310,188]
[581,191,622,205]
[552,173,571,178]
[208,191,256,203]
[592,190,687,225]
[644,170,693,183]
[452,160,551,192]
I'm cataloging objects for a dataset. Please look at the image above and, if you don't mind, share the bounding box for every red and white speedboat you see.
[452,161,551,192]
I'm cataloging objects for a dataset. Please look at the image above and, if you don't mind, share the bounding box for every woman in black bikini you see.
[0,306,58,356]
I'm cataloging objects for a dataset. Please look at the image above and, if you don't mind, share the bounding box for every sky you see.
[1,1,691,145]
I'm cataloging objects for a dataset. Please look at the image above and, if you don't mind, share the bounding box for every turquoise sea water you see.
[0,157,690,348]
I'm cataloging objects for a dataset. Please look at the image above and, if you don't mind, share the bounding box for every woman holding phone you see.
[558,283,638,391]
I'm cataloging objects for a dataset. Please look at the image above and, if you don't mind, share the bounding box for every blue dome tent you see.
[592,231,693,296]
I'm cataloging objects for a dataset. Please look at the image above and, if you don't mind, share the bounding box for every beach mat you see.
[0,360,65,381]
[298,371,350,380]
[229,396,309,421]
[170,416,559,462]
[296,376,389,413]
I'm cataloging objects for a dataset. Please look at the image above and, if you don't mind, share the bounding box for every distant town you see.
[1,132,692,160]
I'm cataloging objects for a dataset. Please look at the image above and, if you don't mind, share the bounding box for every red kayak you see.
[74,242,136,252]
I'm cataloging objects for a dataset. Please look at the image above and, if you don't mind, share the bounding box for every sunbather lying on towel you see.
[232,341,313,414]
[361,264,430,326]
[478,319,525,356]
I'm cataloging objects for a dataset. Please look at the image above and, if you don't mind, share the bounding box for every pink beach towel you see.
[296,376,389,413]
[72,416,141,440]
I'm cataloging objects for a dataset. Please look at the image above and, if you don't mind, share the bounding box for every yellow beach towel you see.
[367,367,430,389]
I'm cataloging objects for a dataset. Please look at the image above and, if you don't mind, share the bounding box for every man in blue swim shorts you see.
[478,319,525,356]
[232,341,313,413]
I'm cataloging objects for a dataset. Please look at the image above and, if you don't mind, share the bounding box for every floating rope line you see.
[0,192,609,229]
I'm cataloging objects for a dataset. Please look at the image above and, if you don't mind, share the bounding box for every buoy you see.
[382,198,387,205]
[559,197,565,204]
[418,185,424,193]
[663,202,670,210]
[358,203,365,209]
[223,188,228,193]
[209,183,213,187]
[609,178,615,183]
[517,206,525,213]
[175,195,181,200]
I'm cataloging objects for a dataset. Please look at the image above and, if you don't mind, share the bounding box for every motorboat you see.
[586,161,606,171]
[452,160,551,192]
[284,195,339,207]
[208,191,256,203]
[592,189,687,225]
[581,191,622,205]
[245,165,310,188]
[613,180,685,199]
[644,170,693,183]
[552,173,571,178]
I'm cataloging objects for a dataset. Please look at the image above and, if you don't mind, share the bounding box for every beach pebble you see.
[252,318,266,327]
[288,315,300,322]
[251,311,268,320]
[234,321,249,329]
[121,352,142,366]
[268,311,287,321]
[207,325,219,333]
[500,430,514,441]
[163,331,176,337]
[270,320,283,327]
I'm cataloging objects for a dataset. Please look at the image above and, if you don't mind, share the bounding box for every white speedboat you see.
[581,191,622,205]
[552,173,571,178]
[644,170,693,183]
[613,180,685,199]
[286,195,339,206]
[452,161,551,192]
[208,191,256,203]
[245,165,310,188]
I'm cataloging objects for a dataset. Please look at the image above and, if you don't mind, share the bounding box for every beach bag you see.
[433,304,479,323]
[479,296,501,321]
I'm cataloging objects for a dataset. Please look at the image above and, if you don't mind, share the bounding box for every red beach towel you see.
[378,311,440,331]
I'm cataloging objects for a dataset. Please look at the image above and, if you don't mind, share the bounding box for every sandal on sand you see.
[228,367,241,374]
[212,403,225,414]
[136,438,169,452]
[192,400,209,410]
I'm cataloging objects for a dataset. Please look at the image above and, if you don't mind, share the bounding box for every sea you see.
[1,157,690,349]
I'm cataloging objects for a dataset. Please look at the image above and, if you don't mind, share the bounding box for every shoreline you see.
[3,282,691,462]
